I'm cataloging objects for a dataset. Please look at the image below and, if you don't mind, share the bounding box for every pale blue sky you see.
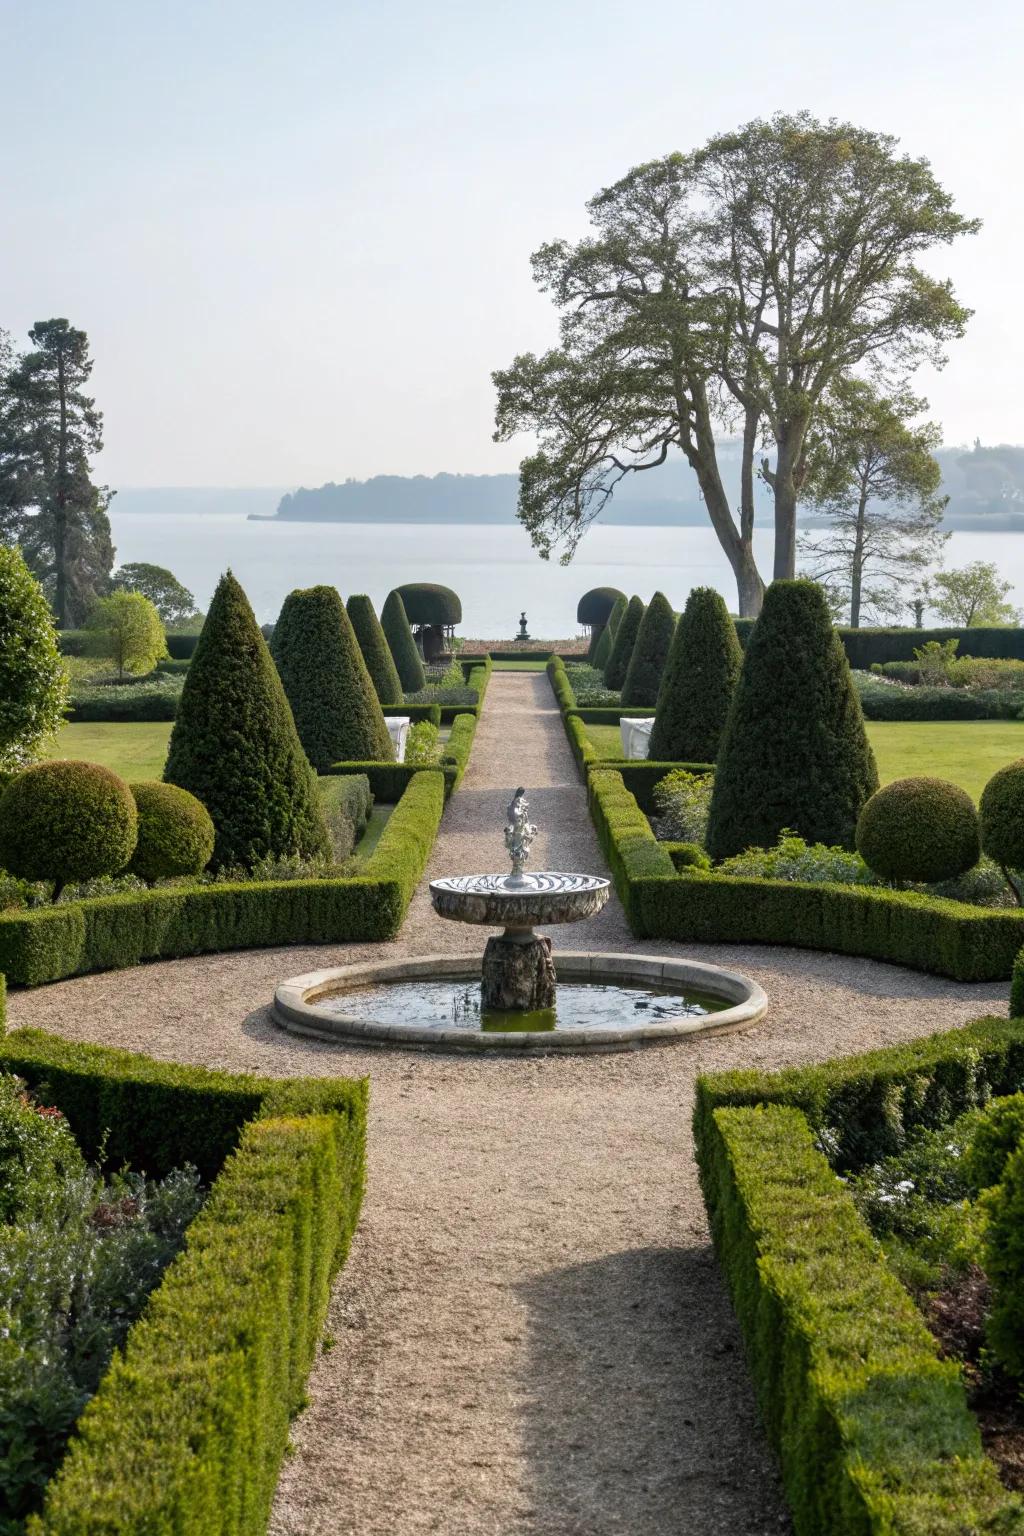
[3,0,1021,486]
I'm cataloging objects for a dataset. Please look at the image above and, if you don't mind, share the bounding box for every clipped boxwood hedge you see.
[0,1031,366,1534]
[733,620,1024,667]
[0,771,445,986]
[699,1102,1021,1534]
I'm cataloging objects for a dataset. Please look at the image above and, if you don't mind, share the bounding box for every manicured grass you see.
[491,659,548,671]
[44,722,173,781]
[353,804,393,863]
[867,721,1024,801]
[586,724,626,759]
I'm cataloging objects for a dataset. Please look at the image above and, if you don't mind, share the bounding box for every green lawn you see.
[491,658,549,671]
[352,804,392,863]
[44,722,173,781]
[583,718,1024,800]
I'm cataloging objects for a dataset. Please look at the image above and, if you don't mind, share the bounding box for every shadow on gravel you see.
[515,1245,791,1536]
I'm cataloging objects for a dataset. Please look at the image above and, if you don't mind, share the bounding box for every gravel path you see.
[7,673,1008,1535]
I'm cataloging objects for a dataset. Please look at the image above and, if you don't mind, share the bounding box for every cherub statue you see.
[504,786,537,885]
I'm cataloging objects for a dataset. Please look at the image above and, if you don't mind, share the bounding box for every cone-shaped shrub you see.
[592,621,613,672]
[587,622,606,664]
[621,591,676,707]
[649,587,742,762]
[706,579,878,860]
[273,587,393,769]
[381,589,426,692]
[604,596,644,690]
[164,571,331,870]
[346,595,403,705]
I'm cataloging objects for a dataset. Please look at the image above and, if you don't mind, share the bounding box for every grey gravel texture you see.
[7,672,1007,1536]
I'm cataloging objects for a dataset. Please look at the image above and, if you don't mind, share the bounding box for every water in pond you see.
[317,978,727,1033]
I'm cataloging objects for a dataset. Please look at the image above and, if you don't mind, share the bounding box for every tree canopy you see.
[494,113,977,616]
[85,591,167,680]
[111,562,201,627]
[929,562,1021,627]
[0,544,68,780]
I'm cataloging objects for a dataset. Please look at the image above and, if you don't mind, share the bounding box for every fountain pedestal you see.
[481,930,556,1011]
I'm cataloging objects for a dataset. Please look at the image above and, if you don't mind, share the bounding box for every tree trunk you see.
[680,393,765,616]
[850,489,868,629]
[772,437,799,581]
[54,345,69,628]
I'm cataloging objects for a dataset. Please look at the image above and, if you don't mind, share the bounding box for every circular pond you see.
[273,953,767,1053]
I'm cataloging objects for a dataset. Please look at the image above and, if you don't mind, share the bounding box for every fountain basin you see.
[429,871,610,930]
[273,952,767,1052]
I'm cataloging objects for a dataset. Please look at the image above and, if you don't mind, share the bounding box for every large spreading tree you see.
[493,114,977,615]
[0,319,115,626]
[112,562,202,627]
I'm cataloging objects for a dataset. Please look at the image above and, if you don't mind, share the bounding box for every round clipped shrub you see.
[273,586,393,770]
[604,595,645,690]
[128,781,215,881]
[649,587,742,763]
[381,589,426,692]
[165,571,331,871]
[621,591,675,707]
[395,583,462,628]
[856,777,979,884]
[577,587,626,628]
[707,580,878,860]
[980,760,1024,887]
[0,760,137,892]
[346,595,403,706]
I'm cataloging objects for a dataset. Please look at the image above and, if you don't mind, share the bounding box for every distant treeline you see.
[265,440,1024,529]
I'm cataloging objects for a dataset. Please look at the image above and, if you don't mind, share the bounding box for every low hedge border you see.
[591,769,1024,980]
[858,684,1024,722]
[327,711,477,800]
[385,703,442,725]
[442,712,477,792]
[734,620,1024,668]
[695,1014,1024,1175]
[0,1031,366,1535]
[0,770,445,987]
[699,1101,1021,1534]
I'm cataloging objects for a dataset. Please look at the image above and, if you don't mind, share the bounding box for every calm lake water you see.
[107,511,1024,637]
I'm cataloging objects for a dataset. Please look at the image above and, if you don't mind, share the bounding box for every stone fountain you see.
[428,788,610,1012]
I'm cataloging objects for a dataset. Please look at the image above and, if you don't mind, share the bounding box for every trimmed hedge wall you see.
[1,1033,367,1535]
[698,1102,1021,1534]
[441,713,477,793]
[733,618,1024,668]
[0,770,445,986]
[590,769,1024,980]
[383,703,441,726]
[858,683,1024,722]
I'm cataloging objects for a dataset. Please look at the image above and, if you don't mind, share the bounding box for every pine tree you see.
[604,595,644,690]
[164,571,330,870]
[346,594,403,705]
[272,585,393,770]
[381,588,426,692]
[648,587,742,762]
[706,579,878,860]
[621,591,675,706]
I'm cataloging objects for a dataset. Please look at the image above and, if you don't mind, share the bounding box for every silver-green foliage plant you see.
[717,830,875,885]
[404,721,441,765]
[0,545,69,780]
[650,769,713,844]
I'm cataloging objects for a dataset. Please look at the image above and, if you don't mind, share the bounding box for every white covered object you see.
[619,716,655,760]
[387,716,411,763]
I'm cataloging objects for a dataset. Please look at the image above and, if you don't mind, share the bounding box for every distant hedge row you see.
[733,619,1024,667]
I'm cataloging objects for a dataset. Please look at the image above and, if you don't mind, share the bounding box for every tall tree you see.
[112,562,201,626]
[930,562,1021,627]
[494,114,977,615]
[799,384,949,627]
[0,319,115,626]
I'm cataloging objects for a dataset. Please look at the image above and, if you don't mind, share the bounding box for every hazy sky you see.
[3,0,1022,488]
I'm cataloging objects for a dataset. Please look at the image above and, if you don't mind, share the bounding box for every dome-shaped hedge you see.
[0,760,137,892]
[577,587,626,628]
[395,583,462,627]
[381,589,426,692]
[129,781,215,881]
[980,760,1024,880]
[346,595,403,706]
[856,777,979,884]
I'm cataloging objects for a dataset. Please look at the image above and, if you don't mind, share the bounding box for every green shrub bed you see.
[0,771,445,986]
[67,674,184,722]
[698,1102,1021,1534]
[0,1031,365,1534]
[734,620,1024,668]
[855,673,1024,721]
[317,773,373,860]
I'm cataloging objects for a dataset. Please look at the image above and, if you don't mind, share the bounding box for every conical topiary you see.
[606,593,627,640]
[346,595,403,705]
[381,589,426,692]
[621,591,676,707]
[164,571,331,870]
[272,586,393,770]
[587,622,606,664]
[706,579,878,861]
[648,587,742,762]
[604,596,645,690]
[592,621,613,672]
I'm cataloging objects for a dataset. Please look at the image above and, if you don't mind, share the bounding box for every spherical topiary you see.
[165,571,331,871]
[856,777,979,884]
[707,580,878,860]
[346,595,403,706]
[649,587,742,763]
[0,760,137,892]
[395,583,462,627]
[980,761,1024,884]
[577,587,626,628]
[604,596,645,690]
[381,589,426,692]
[621,591,676,707]
[273,587,393,770]
[128,781,215,881]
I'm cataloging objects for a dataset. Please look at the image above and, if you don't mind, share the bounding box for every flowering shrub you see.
[650,770,713,844]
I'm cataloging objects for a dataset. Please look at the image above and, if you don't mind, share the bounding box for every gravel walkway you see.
[7,673,1008,1536]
